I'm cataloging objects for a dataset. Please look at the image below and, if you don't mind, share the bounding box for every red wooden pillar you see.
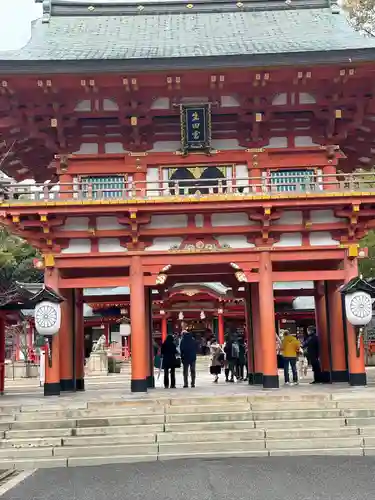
[130,256,148,392]
[161,316,167,342]
[43,268,61,396]
[327,281,348,382]
[75,289,85,391]
[0,316,5,395]
[258,252,279,388]
[251,283,263,384]
[218,309,225,345]
[145,287,154,388]
[314,281,331,382]
[322,164,337,190]
[59,289,74,392]
[345,258,366,386]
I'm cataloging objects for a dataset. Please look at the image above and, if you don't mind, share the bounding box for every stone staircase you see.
[0,394,375,469]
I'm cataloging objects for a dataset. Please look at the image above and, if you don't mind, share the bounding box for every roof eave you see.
[0,48,375,75]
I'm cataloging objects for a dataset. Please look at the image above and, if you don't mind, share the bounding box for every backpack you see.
[231,342,240,359]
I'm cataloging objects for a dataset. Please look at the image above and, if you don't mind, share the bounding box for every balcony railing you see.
[1,172,374,203]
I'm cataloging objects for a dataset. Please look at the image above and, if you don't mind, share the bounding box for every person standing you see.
[210,340,224,383]
[180,327,198,388]
[161,334,178,389]
[304,326,322,384]
[224,333,238,383]
[281,330,301,385]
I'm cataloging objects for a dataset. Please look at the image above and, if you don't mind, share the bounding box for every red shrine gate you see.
[0,0,374,394]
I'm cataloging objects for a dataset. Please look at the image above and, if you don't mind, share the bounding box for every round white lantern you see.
[345,291,373,326]
[34,301,61,336]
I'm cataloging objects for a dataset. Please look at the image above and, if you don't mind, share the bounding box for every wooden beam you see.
[272,270,345,281]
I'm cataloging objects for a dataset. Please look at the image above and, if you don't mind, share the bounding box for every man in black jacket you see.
[180,329,198,388]
[304,326,322,384]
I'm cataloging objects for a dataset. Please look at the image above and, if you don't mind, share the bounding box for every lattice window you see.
[270,169,315,192]
[80,176,126,199]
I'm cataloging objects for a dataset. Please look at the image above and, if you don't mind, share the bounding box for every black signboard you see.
[180,104,211,153]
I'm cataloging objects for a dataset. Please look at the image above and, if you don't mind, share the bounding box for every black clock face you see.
[35,304,58,329]
[349,294,372,319]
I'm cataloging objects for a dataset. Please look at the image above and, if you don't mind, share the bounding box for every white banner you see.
[39,349,45,387]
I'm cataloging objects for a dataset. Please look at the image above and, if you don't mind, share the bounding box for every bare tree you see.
[343,0,375,35]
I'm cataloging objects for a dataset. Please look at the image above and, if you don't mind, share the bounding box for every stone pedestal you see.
[86,351,108,375]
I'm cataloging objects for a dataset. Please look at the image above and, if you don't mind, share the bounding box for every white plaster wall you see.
[299,93,316,104]
[150,141,180,152]
[235,164,249,192]
[293,297,315,309]
[146,167,160,197]
[221,96,240,107]
[273,233,303,247]
[98,238,126,252]
[309,232,339,246]
[211,212,254,226]
[195,215,204,227]
[103,99,119,111]
[62,217,89,231]
[274,281,314,290]
[146,215,188,229]
[61,239,92,254]
[266,137,288,148]
[273,211,303,225]
[146,237,183,251]
[105,143,126,153]
[294,136,319,147]
[272,93,287,105]
[74,100,91,111]
[151,97,170,110]
[96,217,125,230]
[73,143,99,154]
[215,235,255,248]
[211,139,245,150]
[310,209,344,223]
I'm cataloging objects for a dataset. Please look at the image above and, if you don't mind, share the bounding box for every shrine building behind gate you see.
[0,0,375,394]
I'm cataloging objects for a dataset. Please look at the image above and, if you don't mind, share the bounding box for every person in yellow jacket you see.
[281,330,301,385]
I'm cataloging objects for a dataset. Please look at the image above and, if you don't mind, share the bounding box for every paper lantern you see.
[345,291,372,326]
[34,301,61,336]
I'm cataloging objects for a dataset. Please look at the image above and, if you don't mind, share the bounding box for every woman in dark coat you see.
[161,334,178,389]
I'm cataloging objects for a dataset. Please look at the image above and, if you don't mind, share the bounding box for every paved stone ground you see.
[2,364,375,406]
[4,457,375,500]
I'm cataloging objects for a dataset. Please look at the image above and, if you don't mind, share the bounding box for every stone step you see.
[265,427,359,440]
[346,417,375,427]
[165,411,253,424]
[53,443,158,458]
[165,420,256,432]
[0,437,62,448]
[254,418,346,429]
[343,409,375,418]
[269,448,363,457]
[157,429,265,443]
[15,406,165,421]
[266,436,363,450]
[5,428,73,439]
[74,424,164,437]
[9,414,165,430]
[0,457,68,469]
[250,401,338,411]
[158,439,266,455]
[252,409,342,421]
[63,433,156,447]
[165,404,250,414]
[358,426,375,436]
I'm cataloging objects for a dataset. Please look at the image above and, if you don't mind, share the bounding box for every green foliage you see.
[359,230,375,278]
[0,226,43,295]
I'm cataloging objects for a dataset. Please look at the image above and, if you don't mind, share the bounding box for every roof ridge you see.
[37,0,332,21]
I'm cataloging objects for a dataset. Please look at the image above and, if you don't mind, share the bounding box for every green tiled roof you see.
[1,3,375,72]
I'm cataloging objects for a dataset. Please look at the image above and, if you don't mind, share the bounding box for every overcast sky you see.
[0,0,42,51]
